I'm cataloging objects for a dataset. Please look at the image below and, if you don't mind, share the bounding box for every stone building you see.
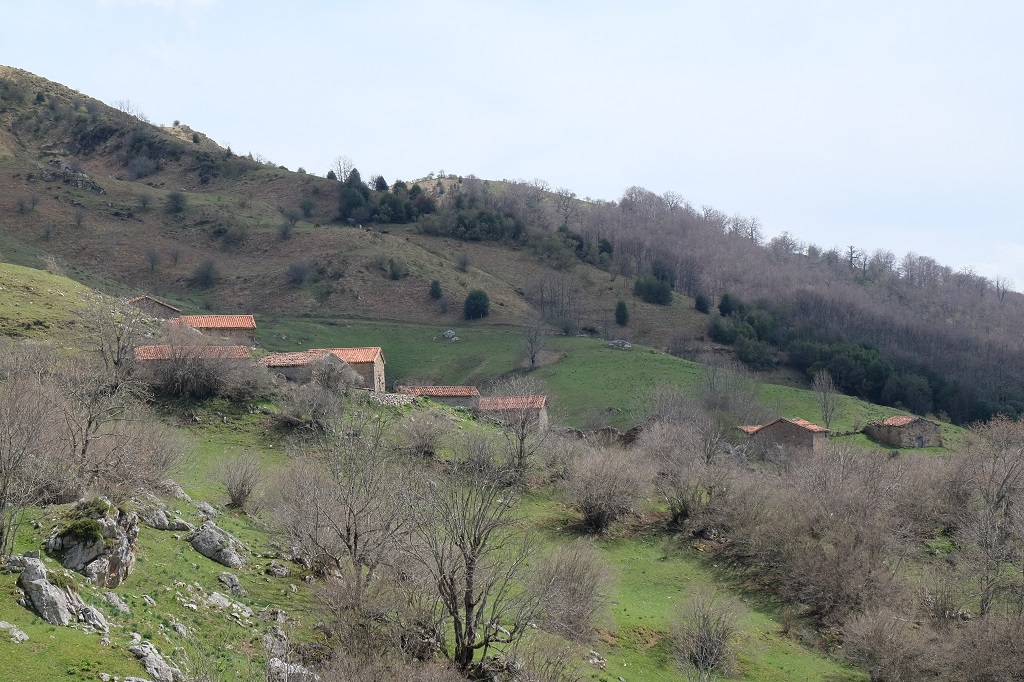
[864,415,943,448]
[257,350,351,384]
[172,315,257,346]
[311,347,387,393]
[739,417,829,456]
[478,395,549,430]
[127,295,181,319]
[396,385,481,409]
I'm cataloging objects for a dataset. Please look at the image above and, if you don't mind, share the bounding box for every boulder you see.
[16,558,80,626]
[129,641,182,682]
[104,591,130,613]
[190,523,245,568]
[218,572,246,596]
[0,620,29,643]
[79,604,109,633]
[265,561,290,578]
[196,501,218,518]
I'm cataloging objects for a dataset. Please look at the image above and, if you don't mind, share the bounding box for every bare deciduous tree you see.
[410,468,536,672]
[520,314,548,370]
[812,369,841,430]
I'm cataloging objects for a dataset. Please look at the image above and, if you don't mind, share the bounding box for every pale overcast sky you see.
[4,1,1023,287]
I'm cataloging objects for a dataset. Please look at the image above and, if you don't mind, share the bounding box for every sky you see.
[4,1,1023,287]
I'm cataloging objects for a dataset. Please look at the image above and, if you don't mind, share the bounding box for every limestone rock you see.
[0,620,29,643]
[190,523,245,568]
[266,561,290,578]
[196,501,218,518]
[104,591,131,613]
[16,558,81,627]
[79,604,109,633]
[46,499,139,587]
[129,640,182,682]
[267,658,321,682]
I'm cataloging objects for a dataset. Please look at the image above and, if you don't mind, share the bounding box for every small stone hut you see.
[478,395,549,430]
[172,315,257,346]
[257,350,351,385]
[396,385,481,409]
[127,295,181,319]
[864,415,942,448]
[311,347,387,393]
[739,417,829,456]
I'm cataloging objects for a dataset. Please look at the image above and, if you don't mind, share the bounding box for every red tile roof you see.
[257,350,332,368]
[397,385,480,398]
[312,347,384,364]
[173,315,256,330]
[879,416,918,427]
[740,417,829,434]
[127,295,181,312]
[134,345,250,361]
[479,395,547,411]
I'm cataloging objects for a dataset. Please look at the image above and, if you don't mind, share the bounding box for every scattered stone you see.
[143,594,157,607]
[205,592,231,609]
[0,620,29,643]
[267,657,321,682]
[607,339,632,350]
[99,637,110,646]
[190,523,245,568]
[196,501,218,518]
[78,604,109,633]
[173,621,187,637]
[129,640,182,682]
[265,561,290,578]
[218,572,247,596]
[104,591,131,613]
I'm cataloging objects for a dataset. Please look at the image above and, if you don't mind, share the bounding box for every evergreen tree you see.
[615,300,629,326]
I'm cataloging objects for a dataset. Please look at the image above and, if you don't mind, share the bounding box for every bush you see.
[218,454,264,510]
[166,190,188,214]
[287,262,312,286]
[563,448,651,533]
[387,258,408,280]
[190,259,219,288]
[634,275,672,305]
[429,279,442,300]
[615,300,629,326]
[463,289,490,320]
[694,293,711,314]
[673,589,738,677]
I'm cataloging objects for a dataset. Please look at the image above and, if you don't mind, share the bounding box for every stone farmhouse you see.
[133,344,251,363]
[257,350,350,384]
[396,385,481,409]
[739,417,829,456]
[864,415,943,448]
[478,395,549,430]
[172,315,257,346]
[311,347,387,393]
[127,295,181,319]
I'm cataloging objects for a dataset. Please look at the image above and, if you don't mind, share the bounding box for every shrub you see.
[463,289,490,320]
[300,197,315,219]
[694,293,711,314]
[191,259,219,288]
[672,589,738,677]
[563,448,651,533]
[615,300,629,326]
[166,190,187,214]
[287,262,312,286]
[218,454,264,510]
[634,275,672,305]
[192,132,200,144]
[457,252,470,272]
[429,279,442,300]
[387,258,408,280]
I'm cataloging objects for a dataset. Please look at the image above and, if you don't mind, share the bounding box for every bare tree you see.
[333,155,355,183]
[812,369,841,430]
[146,248,160,271]
[483,375,550,478]
[410,467,536,672]
[0,377,56,556]
[520,314,548,370]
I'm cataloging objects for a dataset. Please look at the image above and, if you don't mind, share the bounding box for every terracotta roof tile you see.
[739,417,828,434]
[127,295,181,312]
[479,395,547,411]
[173,315,256,330]
[257,351,333,368]
[134,345,250,361]
[880,416,918,427]
[397,386,480,398]
[311,347,384,364]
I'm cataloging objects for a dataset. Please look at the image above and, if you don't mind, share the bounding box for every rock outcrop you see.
[46,499,139,587]
[129,640,182,682]
[15,557,80,627]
